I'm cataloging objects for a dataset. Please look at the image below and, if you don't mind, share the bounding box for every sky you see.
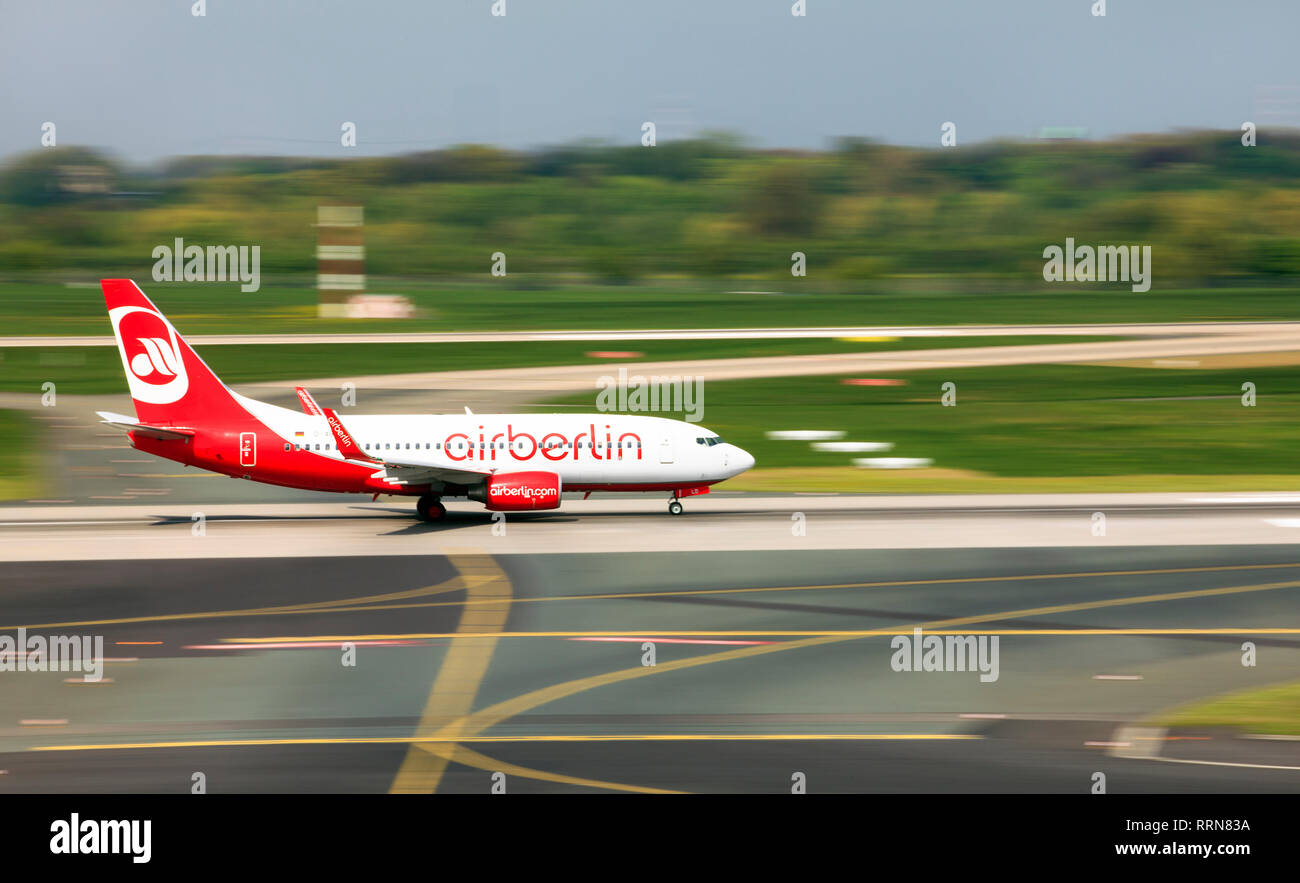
[2,0,1298,165]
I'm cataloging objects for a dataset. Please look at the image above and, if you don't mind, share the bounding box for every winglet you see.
[322,407,378,462]
[296,387,324,416]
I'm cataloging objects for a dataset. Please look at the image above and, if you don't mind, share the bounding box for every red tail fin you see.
[102,279,244,426]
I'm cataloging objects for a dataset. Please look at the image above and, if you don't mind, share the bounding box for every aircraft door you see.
[658,438,673,464]
[239,431,257,467]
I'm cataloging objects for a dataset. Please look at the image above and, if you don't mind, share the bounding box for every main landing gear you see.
[416,494,446,522]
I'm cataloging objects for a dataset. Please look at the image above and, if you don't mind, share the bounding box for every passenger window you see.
[283,443,290,451]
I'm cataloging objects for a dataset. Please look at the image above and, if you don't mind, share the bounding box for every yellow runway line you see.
[409,575,1300,785]
[34,733,982,752]
[388,552,512,794]
[227,627,1300,642]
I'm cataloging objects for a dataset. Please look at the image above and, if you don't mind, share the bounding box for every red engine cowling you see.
[472,471,562,511]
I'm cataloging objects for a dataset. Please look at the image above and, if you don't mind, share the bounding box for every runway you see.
[9,320,1300,348]
[238,328,1300,392]
[7,493,1300,560]
[1,498,1298,792]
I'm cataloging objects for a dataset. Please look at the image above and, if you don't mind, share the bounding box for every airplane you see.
[95,279,756,520]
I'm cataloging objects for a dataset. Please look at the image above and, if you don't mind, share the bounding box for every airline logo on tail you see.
[131,337,179,378]
[109,305,189,404]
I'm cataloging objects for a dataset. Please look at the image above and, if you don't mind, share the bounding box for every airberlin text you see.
[444,424,643,463]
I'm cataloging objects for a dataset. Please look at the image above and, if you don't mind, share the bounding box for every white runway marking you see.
[7,493,1300,560]
[1141,756,1300,772]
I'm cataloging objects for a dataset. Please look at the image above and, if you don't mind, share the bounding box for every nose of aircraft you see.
[730,445,755,475]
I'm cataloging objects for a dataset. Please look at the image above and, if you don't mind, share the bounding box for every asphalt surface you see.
[0,541,1297,793]
[10,495,1300,559]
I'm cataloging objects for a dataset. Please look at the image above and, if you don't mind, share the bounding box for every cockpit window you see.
[696,436,725,446]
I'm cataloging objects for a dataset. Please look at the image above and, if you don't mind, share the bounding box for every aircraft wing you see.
[96,411,196,441]
[368,458,490,487]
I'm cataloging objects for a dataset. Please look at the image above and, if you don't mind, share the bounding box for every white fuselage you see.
[237,394,753,490]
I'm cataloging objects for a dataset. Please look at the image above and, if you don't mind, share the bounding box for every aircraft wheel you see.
[417,495,446,521]
[668,501,684,516]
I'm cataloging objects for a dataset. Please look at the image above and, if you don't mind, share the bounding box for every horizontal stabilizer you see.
[96,411,195,441]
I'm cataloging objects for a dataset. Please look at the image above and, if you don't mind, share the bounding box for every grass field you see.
[0,410,39,499]
[723,468,1300,494]
[548,362,1300,483]
[5,280,1300,336]
[0,335,1112,395]
[1153,681,1300,736]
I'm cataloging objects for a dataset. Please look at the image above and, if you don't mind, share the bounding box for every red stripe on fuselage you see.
[563,481,720,492]
[129,425,420,495]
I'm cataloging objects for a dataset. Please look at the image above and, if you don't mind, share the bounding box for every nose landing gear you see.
[667,497,684,516]
[416,494,447,522]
